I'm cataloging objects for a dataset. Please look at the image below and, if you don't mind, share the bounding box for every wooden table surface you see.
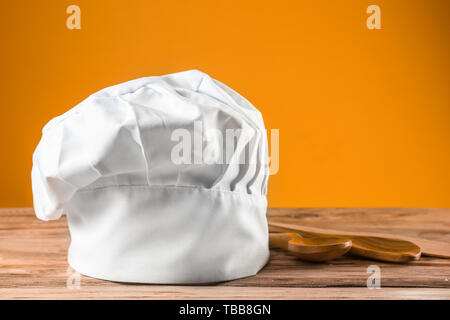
[1,207,449,299]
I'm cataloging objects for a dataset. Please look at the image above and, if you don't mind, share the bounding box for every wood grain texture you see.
[1,208,450,300]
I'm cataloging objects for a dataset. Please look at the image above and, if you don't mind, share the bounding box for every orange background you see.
[1,0,449,208]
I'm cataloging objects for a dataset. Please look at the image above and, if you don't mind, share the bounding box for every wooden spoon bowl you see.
[269,232,352,262]
[347,235,422,263]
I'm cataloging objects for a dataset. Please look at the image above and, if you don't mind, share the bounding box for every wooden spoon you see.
[269,232,352,262]
[269,222,422,263]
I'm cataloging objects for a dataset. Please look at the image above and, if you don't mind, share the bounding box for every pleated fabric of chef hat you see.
[31,70,270,284]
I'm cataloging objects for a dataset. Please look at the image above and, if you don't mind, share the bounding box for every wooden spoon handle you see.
[269,233,299,250]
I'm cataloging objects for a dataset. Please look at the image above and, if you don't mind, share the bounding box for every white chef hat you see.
[32,70,269,284]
